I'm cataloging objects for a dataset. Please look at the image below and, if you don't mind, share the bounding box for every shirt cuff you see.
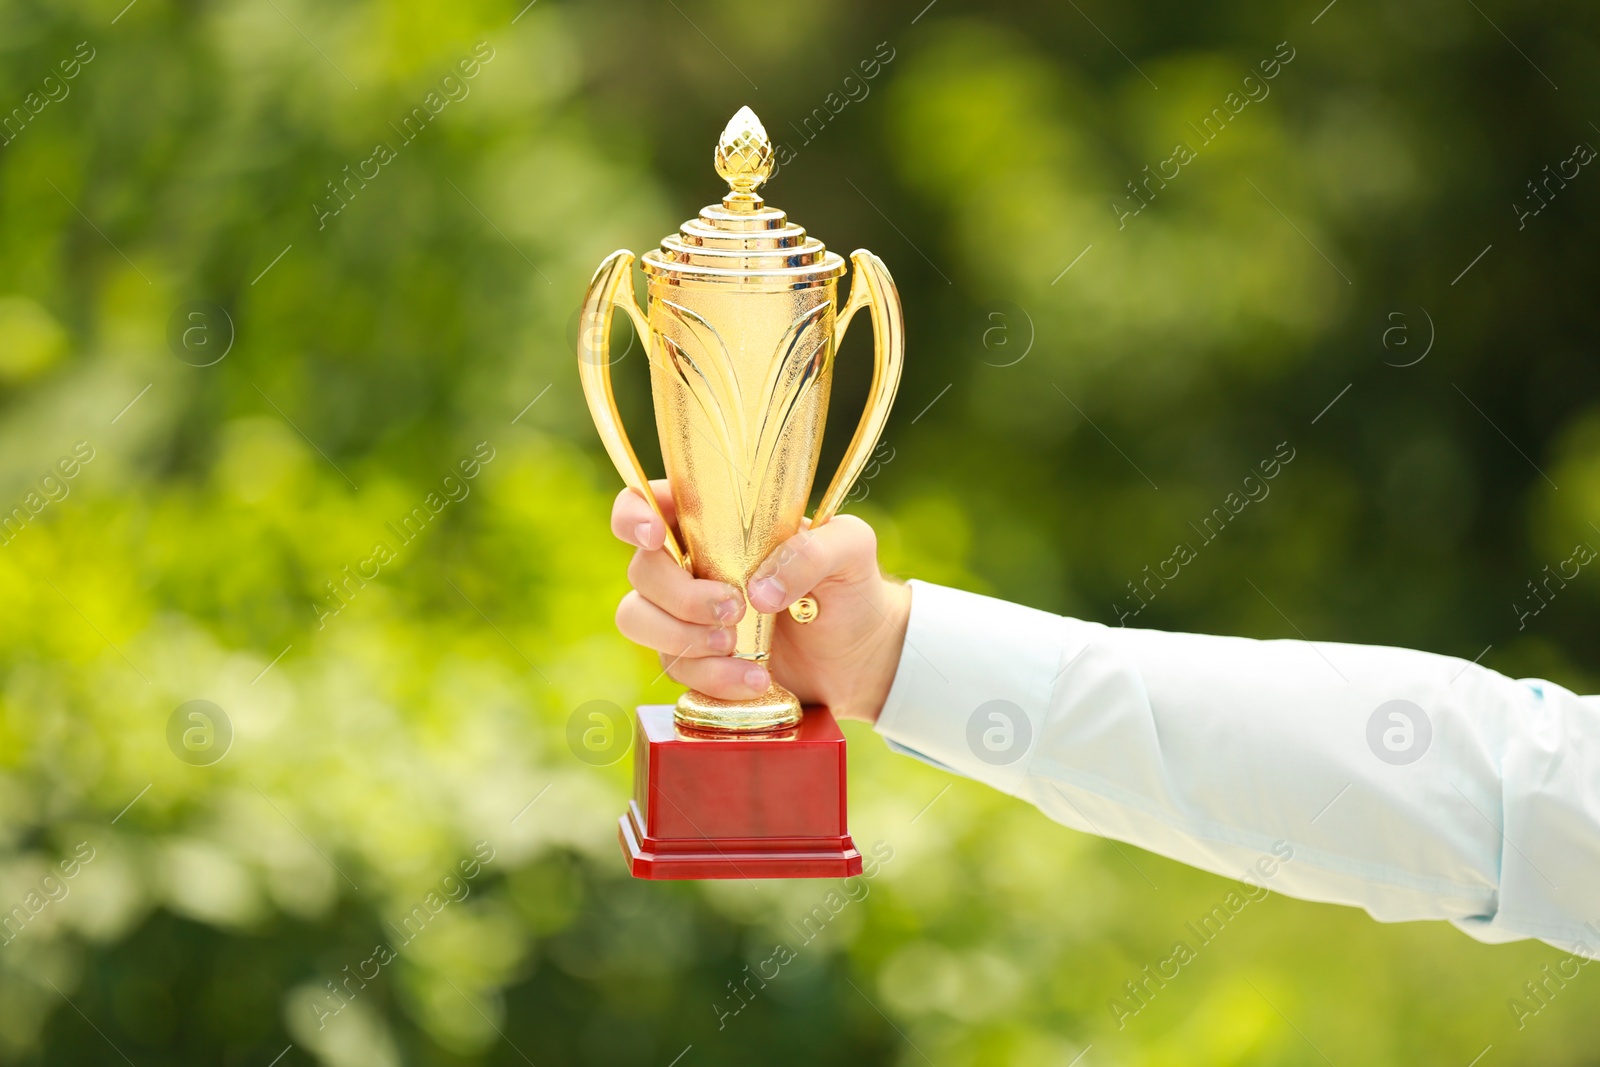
[873,579,1071,797]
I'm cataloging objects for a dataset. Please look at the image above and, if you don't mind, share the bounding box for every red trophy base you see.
[618,704,863,880]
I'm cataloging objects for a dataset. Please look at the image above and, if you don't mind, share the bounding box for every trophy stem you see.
[675,680,802,732]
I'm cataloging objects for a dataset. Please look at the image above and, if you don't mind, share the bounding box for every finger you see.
[610,479,677,550]
[747,515,877,614]
[615,591,734,658]
[629,549,744,626]
[660,653,771,701]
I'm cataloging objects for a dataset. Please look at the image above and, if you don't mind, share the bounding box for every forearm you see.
[875,581,1600,953]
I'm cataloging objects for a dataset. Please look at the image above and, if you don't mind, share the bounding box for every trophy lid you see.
[641,106,846,290]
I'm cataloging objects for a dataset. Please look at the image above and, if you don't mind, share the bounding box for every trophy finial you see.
[714,105,773,207]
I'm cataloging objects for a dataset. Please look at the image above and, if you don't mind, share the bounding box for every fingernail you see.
[633,521,654,547]
[744,665,769,690]
[714,593,742,622]
[709,627,734,652]
[749,575,786,611]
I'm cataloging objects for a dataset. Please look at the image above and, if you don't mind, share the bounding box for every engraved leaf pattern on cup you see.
[658,301,751,542]
[747,301,831,532]
[657,299,832,555]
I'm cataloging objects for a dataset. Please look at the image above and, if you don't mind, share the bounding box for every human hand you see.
[611,480,909,723]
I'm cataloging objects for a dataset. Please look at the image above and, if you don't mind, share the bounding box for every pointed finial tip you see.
[714,105,774,197]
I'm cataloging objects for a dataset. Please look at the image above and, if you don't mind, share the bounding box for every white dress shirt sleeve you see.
[874,580,1600,956]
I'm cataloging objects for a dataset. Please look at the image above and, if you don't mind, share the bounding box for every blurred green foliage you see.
[1,0,1599,1063]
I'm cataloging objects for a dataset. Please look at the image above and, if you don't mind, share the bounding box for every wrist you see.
[834,577,911,725]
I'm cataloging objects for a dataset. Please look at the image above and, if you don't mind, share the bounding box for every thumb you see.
[747,515,878,614]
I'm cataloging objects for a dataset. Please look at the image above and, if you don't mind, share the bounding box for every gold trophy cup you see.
[578,106,903,732]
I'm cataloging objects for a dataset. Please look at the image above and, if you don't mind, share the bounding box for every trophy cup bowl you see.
[576,107,903,878]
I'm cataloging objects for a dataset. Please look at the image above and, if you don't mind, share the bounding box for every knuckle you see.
[664,573,709,623]
[676,586,706,621]
[706,621,736,652]
[831,513,869,533]
[832,513,874,543]
[626,549,649,588]
[685,662,733,696]
[830,515,877,562]
[614,591,637,632]
[664,620,699,656]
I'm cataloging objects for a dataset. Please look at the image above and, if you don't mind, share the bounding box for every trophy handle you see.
[811,249,904,526]
[577,250,690,570]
